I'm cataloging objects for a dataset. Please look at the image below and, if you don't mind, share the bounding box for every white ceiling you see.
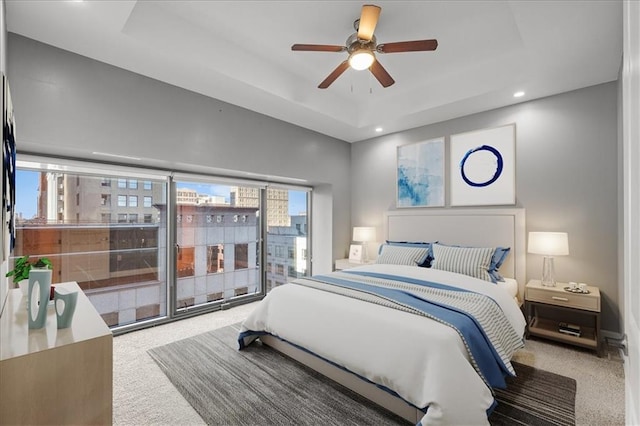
[6,0,622,143]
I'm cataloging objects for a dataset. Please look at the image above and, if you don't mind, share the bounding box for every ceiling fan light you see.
[349,49,375,70]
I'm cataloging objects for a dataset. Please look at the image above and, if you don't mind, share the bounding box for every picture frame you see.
[450,124,515,206]
[396,137,445,208]
[348,244,363,263]
[2,73,16,260]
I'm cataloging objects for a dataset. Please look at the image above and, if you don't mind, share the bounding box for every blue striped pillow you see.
[431,244,495,282]
[380,241,436,267]
[375,244,430,266]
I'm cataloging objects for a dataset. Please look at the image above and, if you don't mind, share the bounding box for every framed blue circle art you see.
[450,124,515,206]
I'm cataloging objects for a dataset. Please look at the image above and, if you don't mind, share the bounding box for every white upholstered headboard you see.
[383,208,526,300]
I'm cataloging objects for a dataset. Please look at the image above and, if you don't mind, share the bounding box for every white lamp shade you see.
[353,226,376,242]
[528,232,569,256]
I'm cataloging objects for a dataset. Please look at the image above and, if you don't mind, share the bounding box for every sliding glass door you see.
[173,179,261,313]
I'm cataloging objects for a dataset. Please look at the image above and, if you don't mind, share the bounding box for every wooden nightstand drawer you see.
[526,287,600,311]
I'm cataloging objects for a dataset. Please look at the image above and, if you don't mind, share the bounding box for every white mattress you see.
[498,277,518,298]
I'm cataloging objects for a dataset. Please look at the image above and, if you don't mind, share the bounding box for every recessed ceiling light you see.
[375,127,383,132]
[513,91,525,98]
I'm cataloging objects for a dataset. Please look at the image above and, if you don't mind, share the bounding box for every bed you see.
[239,208,526,425]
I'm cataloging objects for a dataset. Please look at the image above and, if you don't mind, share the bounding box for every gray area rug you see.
[148,324,576,425]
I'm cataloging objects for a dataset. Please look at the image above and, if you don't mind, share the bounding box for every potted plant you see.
[6,256,53,295]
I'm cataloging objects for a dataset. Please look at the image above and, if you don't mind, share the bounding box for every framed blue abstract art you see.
[450,124,515,206]
[396,138,445,208]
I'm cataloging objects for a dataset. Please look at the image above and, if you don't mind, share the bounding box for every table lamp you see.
[528,231,569,287]
[352,227,376,262]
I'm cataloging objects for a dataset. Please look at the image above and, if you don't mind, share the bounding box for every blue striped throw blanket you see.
[296,269,525,390]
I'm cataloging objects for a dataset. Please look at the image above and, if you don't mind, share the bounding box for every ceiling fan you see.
[291,4,438,89]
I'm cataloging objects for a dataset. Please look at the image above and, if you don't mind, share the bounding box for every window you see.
[15,159,311,332]
[13,165,169,329]
[265,188,310,292]
[207,244,224,273]
[177,246,195,278]
[234,244,248,270]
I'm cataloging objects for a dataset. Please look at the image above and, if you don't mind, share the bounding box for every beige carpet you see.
[113,301,625,426]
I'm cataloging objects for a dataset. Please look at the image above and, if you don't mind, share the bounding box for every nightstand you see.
[525,279,602,356]
[334,258,374,270]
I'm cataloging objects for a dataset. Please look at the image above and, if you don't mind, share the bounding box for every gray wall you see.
[0,0,7,72]
[0,0,6,74]
[351,82,620,332]
[7,34,351,274]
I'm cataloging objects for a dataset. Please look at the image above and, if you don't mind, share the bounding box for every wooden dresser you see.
[0,281,113,425]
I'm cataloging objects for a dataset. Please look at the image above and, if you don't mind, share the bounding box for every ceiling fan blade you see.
[318,61,350,89]
[377,39,438,53]
[291,44,346,52]
[357,4,381,41]
[369,59,395,88]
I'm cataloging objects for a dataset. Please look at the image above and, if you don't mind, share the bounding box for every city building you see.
[231,187,290,227]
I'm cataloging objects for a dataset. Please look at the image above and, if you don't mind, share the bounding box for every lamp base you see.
[541,256,556,287]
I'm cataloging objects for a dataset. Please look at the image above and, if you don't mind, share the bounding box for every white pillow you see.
[431,244,495,282]
[375,244,429,266]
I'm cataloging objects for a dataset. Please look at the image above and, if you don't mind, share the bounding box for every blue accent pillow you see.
[381,241,436,268]
[488,247,511,283]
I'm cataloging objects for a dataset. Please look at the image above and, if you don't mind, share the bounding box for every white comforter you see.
[240,264,526,425]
